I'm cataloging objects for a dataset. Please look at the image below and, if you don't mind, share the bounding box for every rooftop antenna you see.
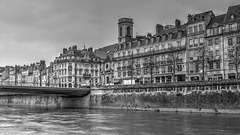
[84,41,85,49]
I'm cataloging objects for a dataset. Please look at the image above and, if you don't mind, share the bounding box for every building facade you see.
[53,45,101,88]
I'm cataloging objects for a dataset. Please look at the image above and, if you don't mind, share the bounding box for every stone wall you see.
[0,94,90,108]
[90,90,240,110]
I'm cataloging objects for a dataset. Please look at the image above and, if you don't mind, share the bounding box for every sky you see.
[0,0,239,66]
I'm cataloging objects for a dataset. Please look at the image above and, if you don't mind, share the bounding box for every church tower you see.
[118,18,133,43]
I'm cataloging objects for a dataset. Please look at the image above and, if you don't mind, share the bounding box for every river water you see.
[0,106,240,135]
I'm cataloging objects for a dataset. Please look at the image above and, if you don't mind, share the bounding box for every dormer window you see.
[178,31,182,38]
[126,42,129,49]
[169,33,173,39]
[138,40,141,46]
[231,14,235,19]
[151,37,155,43]
[148,38,151,44]
[158,36,162,42]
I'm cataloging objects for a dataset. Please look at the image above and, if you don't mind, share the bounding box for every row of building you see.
[1,4,240,87]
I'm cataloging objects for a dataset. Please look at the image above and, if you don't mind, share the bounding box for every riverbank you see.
[90,89,240,114]
[91,106,240,114]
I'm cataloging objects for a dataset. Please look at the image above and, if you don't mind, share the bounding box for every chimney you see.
[156,24,163,34]
[63,48,67,54]
[88,47,93,52]
[175,19,181,28]
[187,14,192,21]
[72,45,77,51]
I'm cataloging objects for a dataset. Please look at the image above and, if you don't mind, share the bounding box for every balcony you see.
[127,65,132,70]
[223,26,240,34]
[143,63,149,67]
[136,64,141,68]
[207,56,221,61]
[122,66,127,70]
[115,45,186,60]
[83,73,91,79]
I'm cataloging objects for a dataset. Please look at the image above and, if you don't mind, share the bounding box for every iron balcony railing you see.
[116,45,186,60]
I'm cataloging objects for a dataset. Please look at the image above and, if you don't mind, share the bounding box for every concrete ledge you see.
[90,106,240,115]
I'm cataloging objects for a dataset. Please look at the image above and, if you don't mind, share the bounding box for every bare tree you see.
[227,44,240,79]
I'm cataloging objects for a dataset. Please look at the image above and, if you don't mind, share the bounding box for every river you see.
[0,106,240,135]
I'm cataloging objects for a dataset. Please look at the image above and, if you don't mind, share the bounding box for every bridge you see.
[0,85,91,97]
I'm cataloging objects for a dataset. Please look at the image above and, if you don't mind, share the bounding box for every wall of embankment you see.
[0,94,90,108]
[90,89,240,114]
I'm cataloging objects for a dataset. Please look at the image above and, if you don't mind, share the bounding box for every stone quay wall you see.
[0,94,90,108]
[90,89,240,114]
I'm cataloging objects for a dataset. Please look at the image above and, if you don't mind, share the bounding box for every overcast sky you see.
[0,0,239,66]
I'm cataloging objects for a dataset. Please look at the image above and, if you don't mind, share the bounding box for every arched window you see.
[68,83,72,88]
[106,76,110,84]
[127,26,131,36]
[119,27,122,36]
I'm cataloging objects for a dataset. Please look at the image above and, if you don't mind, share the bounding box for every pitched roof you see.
[187,10,214,25]
[94,43,118,60]
[223,4,240,24]
[207,14,226,29]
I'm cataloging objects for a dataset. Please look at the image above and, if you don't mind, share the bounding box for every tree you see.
[227,44,240,79]
[142,56,159,84]
[190,45,210,81]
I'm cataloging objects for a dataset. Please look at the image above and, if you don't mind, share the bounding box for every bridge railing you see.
[0,81,59,87]
[96,79,240,94]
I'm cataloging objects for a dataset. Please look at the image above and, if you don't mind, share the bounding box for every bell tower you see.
[118,18,133,43]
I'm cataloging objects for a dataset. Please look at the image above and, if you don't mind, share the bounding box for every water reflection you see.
[0,106,240,134]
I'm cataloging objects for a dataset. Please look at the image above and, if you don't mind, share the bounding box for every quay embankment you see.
[90,81,240,114]
[0,94,90,108]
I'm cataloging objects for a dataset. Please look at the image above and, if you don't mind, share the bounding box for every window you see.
[188,27,193,34]
[127,71,132,76]
[122,51,126,56]
[161,66,166,73]
[195,63,199,72]
[127,26,131,36]
[194,25,198,33]
[119,27,122,36]
[161,44,165,49]
[208,39,213,46]
[229,24,233,31]
[216,61,220,69]
[177,41,181,46]
[209,51,213,57]
[199,37,203,44]
[216,50,220,56]
[128,51,131,56]
[136,49,140,54]
[194,38,198,46]
[214,27,219,35]
[199,24,203,31]
[229,63,234,70]
[118,72,121,77]
[167,66,172,72]
[238,22,240,30]
[237,37,240,44]
[177,65,183,72]
[144,69,148,75]
[137,70,141,75]
[189,39,193,46]
[215,38,220,45]
[228,38,233,45]
[209,62,214,69]
[123,71,126,77]
[144,48,148,53]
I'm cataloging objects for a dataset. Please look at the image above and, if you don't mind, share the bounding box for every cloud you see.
[0,0,238,66]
